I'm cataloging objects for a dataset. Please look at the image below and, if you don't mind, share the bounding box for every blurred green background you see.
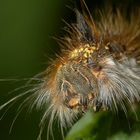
[0,0,70,139]
[1,0,140,140]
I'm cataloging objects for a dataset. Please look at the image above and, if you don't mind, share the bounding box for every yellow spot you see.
[92,46,96,50]
[84,48,88,52]
[74,49,78,54]
[79,47,84,52]
[105,46,109,50]
[69,44,97,59]
[83,53,88,58]
[86,50,91,54]
[68,98,79,107]
[84,44,90,48]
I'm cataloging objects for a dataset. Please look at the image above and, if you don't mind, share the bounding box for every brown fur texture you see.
[41,6,140,139]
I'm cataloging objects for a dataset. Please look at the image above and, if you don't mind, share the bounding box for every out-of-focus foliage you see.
[66,111,112,140]
[0,0,68,140]
[66,106,140,140]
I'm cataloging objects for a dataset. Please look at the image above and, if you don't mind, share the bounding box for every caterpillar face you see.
[47,41,140,115]
[42,9,140,133]
[53,43,120,111]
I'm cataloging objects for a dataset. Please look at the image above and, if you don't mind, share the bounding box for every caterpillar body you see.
[1,2,140,140]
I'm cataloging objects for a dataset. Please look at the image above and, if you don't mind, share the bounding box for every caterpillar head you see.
[1,2,140,140]
[38,8,140,139]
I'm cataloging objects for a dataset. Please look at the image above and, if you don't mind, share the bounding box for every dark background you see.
[0,0,140,140]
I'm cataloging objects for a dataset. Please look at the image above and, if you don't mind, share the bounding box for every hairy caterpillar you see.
[1,1,140,140]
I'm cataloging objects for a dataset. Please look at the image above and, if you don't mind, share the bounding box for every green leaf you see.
[66,110,112,140]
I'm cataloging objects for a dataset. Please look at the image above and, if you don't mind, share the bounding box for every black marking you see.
[76,10,94,42]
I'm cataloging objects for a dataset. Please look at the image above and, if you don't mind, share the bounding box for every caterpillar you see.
[1,1,140,140]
